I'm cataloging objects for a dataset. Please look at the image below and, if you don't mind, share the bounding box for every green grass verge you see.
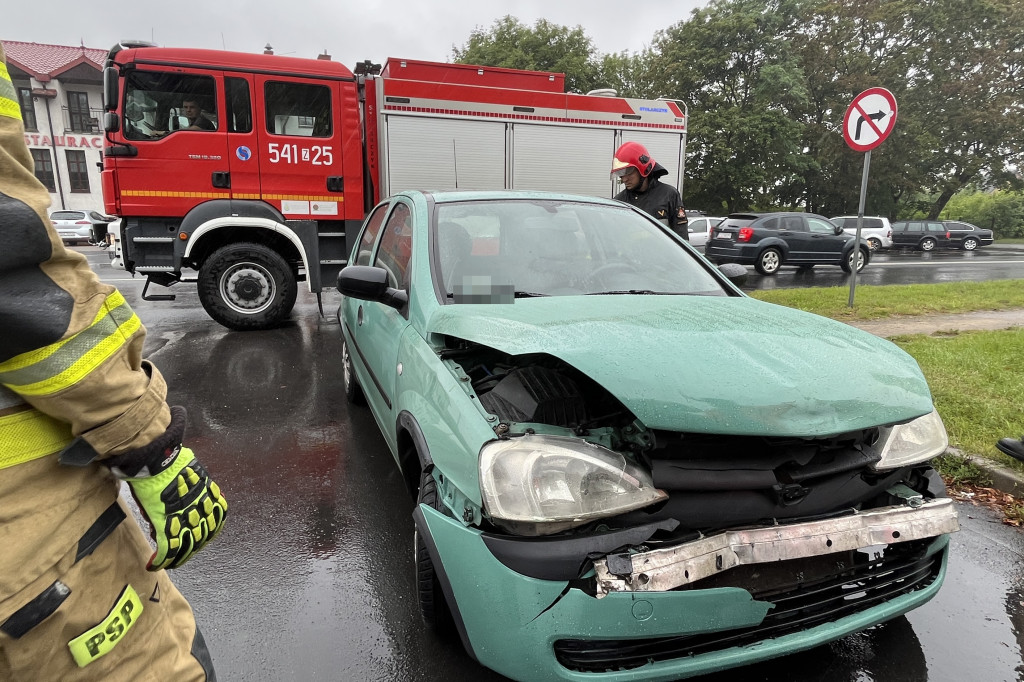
[749,280,1024,320]
[890,329,1024,467]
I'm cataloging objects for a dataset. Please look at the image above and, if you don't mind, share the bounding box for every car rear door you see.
[776,215,812,261]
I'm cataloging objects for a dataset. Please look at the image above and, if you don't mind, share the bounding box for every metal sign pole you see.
[848,149,871,307]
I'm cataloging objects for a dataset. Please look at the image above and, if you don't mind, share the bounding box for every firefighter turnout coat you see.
[0,43,213,680]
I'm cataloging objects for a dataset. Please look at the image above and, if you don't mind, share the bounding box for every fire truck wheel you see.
[198,242,298,330]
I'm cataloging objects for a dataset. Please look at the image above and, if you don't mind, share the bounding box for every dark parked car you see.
[706,212,870,275]
[942,220,994,250]
[890,220,951,251]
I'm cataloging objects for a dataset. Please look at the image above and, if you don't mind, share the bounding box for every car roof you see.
[397,189,626,207]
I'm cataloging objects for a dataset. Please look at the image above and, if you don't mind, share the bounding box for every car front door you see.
[806,217,844,262]
[344,200,414,451]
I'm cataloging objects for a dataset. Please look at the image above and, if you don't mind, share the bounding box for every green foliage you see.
[450,3,1024,219]
[452,16,603,94]
[937,190,1024,239]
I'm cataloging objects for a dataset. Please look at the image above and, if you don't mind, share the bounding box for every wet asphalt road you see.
[734,243,1024,291]
[77,247,1024,681]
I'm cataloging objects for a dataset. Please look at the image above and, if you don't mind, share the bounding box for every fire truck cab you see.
[101,43,688,330]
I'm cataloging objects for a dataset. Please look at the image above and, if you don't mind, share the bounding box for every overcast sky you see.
[7,0,710,67]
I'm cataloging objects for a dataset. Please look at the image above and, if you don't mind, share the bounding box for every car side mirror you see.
[337,265,408,309]
[834,225,844,235]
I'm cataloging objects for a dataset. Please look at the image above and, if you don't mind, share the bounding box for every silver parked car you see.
[687,216,724,248]
[49,209,114,245]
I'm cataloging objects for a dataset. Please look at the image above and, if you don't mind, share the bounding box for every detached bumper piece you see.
[556,537,945,672]
[594,498,958,597]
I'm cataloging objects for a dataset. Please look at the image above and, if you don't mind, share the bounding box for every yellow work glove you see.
[108,406,228,571]
[125,446,227,570]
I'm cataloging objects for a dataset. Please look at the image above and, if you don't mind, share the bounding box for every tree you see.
[451,16,603,93]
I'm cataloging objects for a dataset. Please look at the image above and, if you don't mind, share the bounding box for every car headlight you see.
[479,434,667,536]
[867,409,949,470]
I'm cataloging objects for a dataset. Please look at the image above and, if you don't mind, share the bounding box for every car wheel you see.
[962,237,979,251]
[341,338,365,405]
[197,242,298,331]
[415,469,455,633]
[841,247,869,273]
[754,248,782,275]
[919,237,936,251]
[866,237,881,252]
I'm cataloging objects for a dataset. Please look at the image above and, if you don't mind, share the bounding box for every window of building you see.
[30,149,55,191]
[264,81,332,137]
[66,150,90,192]
[67,91,92,132]
[18,87,37,131]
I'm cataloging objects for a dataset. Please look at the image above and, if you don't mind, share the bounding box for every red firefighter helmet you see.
[611,141,655,178]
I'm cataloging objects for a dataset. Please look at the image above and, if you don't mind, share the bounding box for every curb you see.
[947,447,1024,497]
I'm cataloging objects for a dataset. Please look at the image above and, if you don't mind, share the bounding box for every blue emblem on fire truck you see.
[236,146,252,161]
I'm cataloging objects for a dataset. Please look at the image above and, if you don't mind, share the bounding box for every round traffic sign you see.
[842,87,898,152]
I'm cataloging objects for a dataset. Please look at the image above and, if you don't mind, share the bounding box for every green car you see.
[336,190,958,682]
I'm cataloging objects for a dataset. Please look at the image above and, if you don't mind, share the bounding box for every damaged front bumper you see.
[594,497,960,598]
[415,497,955,682]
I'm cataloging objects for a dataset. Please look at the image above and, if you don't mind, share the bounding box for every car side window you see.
[761,217,779,230]
[927,222,945,233]
[948,222,972,231]
[781,216,805,231]
[355,204,389,266]
[374,203,413,290]
[807,218,834,234]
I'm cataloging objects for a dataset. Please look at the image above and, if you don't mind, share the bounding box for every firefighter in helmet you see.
[611,141,688,240]
[0,43,225,680]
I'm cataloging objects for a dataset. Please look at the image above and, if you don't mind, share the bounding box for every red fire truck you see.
[100,42,688,329]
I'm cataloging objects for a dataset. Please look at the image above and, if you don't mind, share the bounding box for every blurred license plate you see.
[717,232,733,240]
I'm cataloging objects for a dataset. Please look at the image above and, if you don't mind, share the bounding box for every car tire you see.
[341,337,365,405]
[754,248,782,275]
[962,237,979,251]
[841,247,869,274]
[197,242,297,331]
[919,238,936,252]
[866,237,881,252]
[415,469,455,633]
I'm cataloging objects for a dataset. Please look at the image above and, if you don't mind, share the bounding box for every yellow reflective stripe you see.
[0,291,142,396]
[0,408,73,469]
[68,585,144,668]
[0,62,21,121]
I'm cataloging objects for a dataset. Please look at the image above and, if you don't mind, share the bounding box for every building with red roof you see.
[2,40,106,212]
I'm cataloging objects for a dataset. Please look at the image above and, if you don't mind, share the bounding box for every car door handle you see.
[211,171,231,189]
[327,176,344,192]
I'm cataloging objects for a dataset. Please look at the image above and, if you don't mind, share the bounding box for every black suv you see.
[890,220,950,251]
[943,221,994,250]
[706,212,870,275]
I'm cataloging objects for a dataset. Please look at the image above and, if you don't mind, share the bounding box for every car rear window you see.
[720,216,758,229]
[51,211,85,220]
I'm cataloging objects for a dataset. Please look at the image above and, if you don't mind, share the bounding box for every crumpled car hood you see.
[425,296,934,436]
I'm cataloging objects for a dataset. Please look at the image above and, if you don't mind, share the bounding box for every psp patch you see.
[67,585,144,667]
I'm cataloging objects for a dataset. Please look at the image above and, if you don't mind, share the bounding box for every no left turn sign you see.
[843,87,897,152]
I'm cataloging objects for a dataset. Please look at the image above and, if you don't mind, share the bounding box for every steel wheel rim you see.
[921,239,935,251]
[762,251,780,273]
[342,340,352,390]
[964,239,977,251]
[219,261,276,315]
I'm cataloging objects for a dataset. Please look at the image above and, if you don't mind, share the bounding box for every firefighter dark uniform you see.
[611,141,688,240]
[0,43,225,680]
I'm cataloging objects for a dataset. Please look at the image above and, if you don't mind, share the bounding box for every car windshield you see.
[433,199,727,300]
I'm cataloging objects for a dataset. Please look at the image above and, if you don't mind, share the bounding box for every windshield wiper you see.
[513,291,549,298]
[586,289,664,295]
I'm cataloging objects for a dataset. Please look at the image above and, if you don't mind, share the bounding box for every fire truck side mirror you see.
[103,112,120,133]
[103,67,118,111]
